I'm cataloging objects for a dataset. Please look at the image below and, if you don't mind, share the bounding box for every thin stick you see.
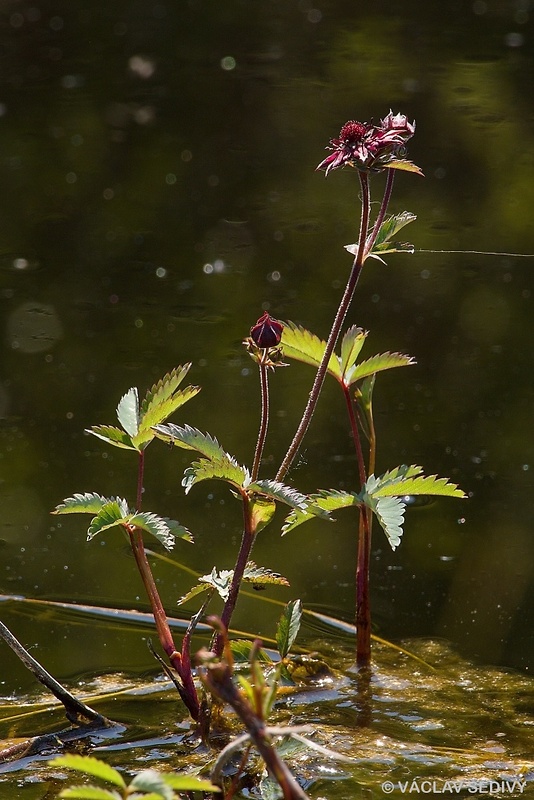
[0,620,109,726]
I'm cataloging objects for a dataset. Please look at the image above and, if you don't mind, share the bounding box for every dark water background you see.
[1,0,533,700]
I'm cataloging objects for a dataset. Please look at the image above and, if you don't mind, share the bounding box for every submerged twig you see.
[0,620,110,727]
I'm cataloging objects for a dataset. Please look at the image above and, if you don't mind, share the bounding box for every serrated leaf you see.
[248,479,309,511]
[243,561,290,588]
[365,466,466,499]
[163,774,220,792]
[249,494,276,533]
[339,325,367,380]
[135,384,201,450]
[344,351,415,386]
[199,567,234,601]
[276,599,302,659]
[53,493,110,516]
[128,512,188,550]
[385,159,424,175]
[363,493,406,550]
[281,322,341,381]
[370,211,417,251]
[177,581,213,606]
[50,755,126,788]
[140,364,192,418]
[182,456,249,494]
[282,489,358,534]
[152,423,228,461]
[58,788,120,800]
[354,374,376,441]
[130,769,174,800]
[116,387,139,437]
[86,499,130,541]
[86,425,136,451]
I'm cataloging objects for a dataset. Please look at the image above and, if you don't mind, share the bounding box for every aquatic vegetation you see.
[0,113,476,799]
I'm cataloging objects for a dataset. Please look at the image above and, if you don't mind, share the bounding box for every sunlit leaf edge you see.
[49,755,125,788]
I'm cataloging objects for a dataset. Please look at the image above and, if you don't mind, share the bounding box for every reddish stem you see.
[276,171,371,482]
[213,492,255,657]
[251,361,270,482]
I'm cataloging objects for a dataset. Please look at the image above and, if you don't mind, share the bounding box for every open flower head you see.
[317,111,422,176]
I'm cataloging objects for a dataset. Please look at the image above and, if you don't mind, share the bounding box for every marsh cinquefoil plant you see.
[53,112,465,745]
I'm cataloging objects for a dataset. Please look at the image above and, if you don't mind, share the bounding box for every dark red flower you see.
[250,312,284,349]
[317,110,416,175]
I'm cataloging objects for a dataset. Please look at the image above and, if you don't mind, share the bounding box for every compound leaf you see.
[86,499,130,540]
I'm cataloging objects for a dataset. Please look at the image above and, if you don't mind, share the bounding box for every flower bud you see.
[250,312,284,349]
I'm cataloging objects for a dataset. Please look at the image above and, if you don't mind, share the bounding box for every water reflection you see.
[0,0,532,722]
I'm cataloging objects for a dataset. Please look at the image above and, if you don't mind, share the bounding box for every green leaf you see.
[339,325,367,380]
[199,567,234,601]
[281,322,341,381]
[152,423,228,461]
[116,387,139,438]
[85,425,136,451]
[130,769,174,800]
[128,512,191,550]
[365,465,466,499]
[248,479,309,511]
[249,494,276,533]
[354,374,375,441]
[243,561,290,589]
[52,493,110,516]
[384,159,424,175]
[370,211,417,251]
[86,499,131,541]
[140,364,193,419]
[58,788,120,800]
[344,351,415,386]
[363,492,406,550]
[230,639,273,663]
[50,755,126,788]
[177,581,213,607]
[276,599,302,659]
[282,489,357,534]
[163,774,220,792]
[182,456,249,494]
